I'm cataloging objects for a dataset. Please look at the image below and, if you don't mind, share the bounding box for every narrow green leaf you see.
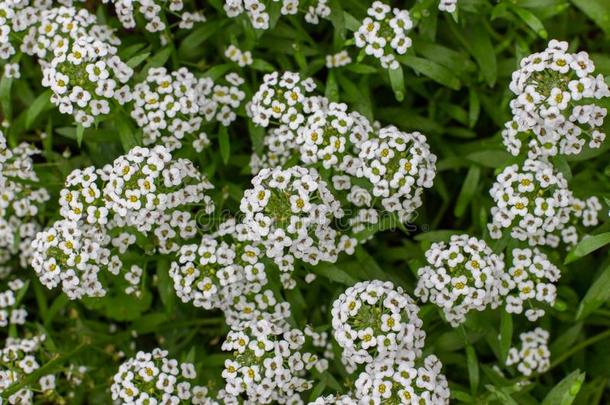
[309,263,358,285]
[219,126,230,164]
[26,89,53,129]
[463,23,497,86]
[388,65,405,101]
[126,52,151,69]
[0,75,13,119]
[75,125,84,147]
[325,71,339,102]
[468,88,480,128]
[454,166,481,218]
[499,311,513,364]
[466,344,479,395]
[156,258,176,314]
[541,369,586,405]
[576,263,610,320]
[179,20,226,56]
[510,6,548,39]
[398,55,461,90]
[565,232,610,264]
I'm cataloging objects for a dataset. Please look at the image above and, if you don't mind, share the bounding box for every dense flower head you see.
[16,5,119,61]
[223,287,292,332]
[331,280,425,369]
[0,278,27,328]
[296,102,373,172]
[31,219,116,300]
[326,50,352,68]
[0,132,50,272]
[415,234,506,327]
[358,125,437,222]
[501,248,560,321]
[353,354,450,404]
[224,0,270,30]
[110,348,205,404]
[354,1,413,69]
[101,145,214,235]
[41,35,133,127]
[169,231,267,310]
[126,67,243,151]
[248,71,319,128]
[198,72,247,128]
[221,319,319,403]
[506,327,551,376]
[504,39,610,157]
[240,165,356,273]
[488,158,600,247]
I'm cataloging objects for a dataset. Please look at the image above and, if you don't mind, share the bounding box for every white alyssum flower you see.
[221,319,319,404]
[250,125,299,174]
[415,234,507,327]
[354,1,413,69]
[506,328,551,376]
[248,71,319,128]
[331,280,425,369]
[225,44,253,67]
[110,348,207,404]
[358,125,437,222]
[304,0,331,24]
[240,165,355,274]
[488,158,601,247]
[504,39,610,157]
[438,0,457,13]
[0,278,27,329]
[0,131,50,274]
[325,50,352,68]
[501,248,560,321]
[353,354,450,404]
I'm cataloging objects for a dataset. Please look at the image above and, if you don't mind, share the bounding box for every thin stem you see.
[549,329,610,370]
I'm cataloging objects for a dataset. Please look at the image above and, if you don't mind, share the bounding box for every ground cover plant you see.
[0,0,610,403]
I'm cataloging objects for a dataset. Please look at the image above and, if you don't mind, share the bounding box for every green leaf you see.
[576,263,610,320]
[565,232,610,264]
[499,311,513,364]
[115,116,140,152]
[219,126,230,165]
[388,65,405,101]
[463,22,497,86]
[156,258,176,314]
[309,263,358,285]
[466,150,514,168]
[26,89,53,129]
[75,125,85,147]
[325,71,339,102]
[0,75,13,119]
[179,20,227,57]
[126,51,152,69]
[570,0,610,36]
[510,5,548,39]
[541,369,585,405]
[398,55,461,90]
[466,344,479,395]
[454,166,481,218]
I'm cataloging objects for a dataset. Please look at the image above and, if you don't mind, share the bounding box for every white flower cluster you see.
[502,248,560,321]
[506,327,551,376]
[223,287,292,332]
[110,348,207,404]
[358,125,437,222]
[0,278,27,328]
[325,50,352,68]
[126,67,241,151]
[240,165,355,274]
[438,0,457,13]
[103,0,203,32]
[16,5,119,62]
[32,220,115,300]
[221,319,319,403]
[225,45,253,67]
[169,234,266,310]
[331,280,425,369]
[354,1,413,69]
[504,40,610,157]
[0,132,50,273]
[0,334,47,404]
[224,0,329,29]
[415,234,506,327]
[41,35,132,127]
[248,71,319,128]
[488,159,600,247]
[33,145,215,299]
[353,354,450,404]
